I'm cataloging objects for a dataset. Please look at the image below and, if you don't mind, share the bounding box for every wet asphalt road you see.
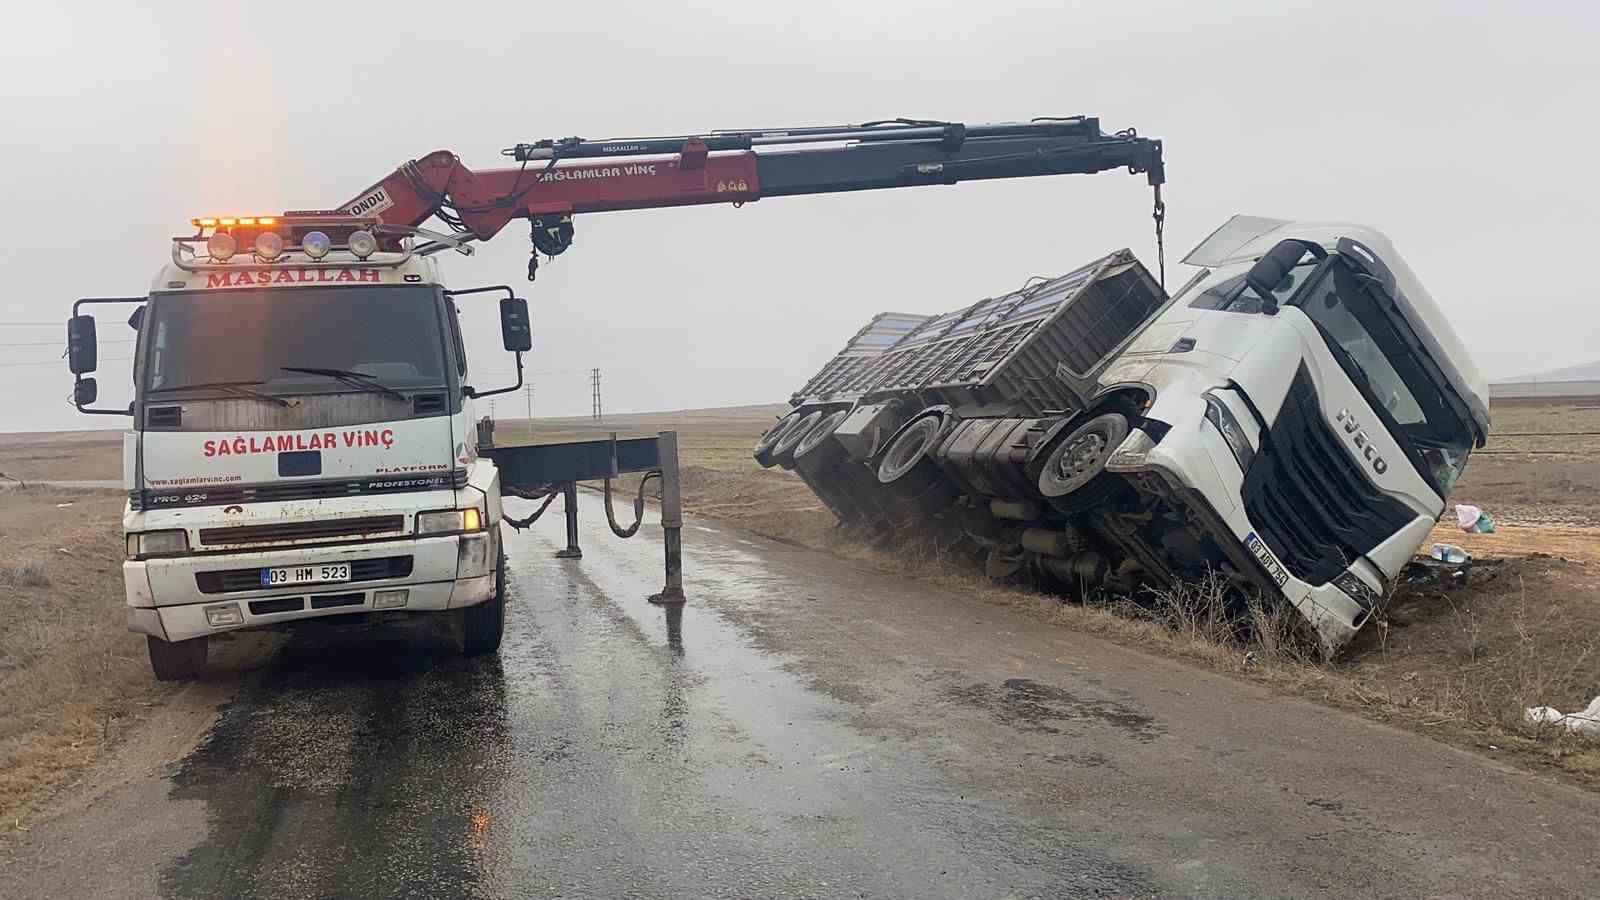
[8,492,1600,898]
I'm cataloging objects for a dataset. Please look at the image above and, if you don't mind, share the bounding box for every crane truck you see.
[758,215,1490,655]
[63,116,1167,680]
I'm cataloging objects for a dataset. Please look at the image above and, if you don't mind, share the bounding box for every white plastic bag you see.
[1455,504,1482,531]
[1525,696,1600,736]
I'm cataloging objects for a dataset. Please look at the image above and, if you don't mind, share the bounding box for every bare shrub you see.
[1142,571,1245,647]
[0,560,50,588]
[1248,593,1315,664]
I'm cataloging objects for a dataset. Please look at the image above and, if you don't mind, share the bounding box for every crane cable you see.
[1152,183,1167,293]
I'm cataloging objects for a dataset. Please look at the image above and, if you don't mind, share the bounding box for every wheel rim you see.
[772,411,824,464]
[795,410,848,458]
[755,411,804,454]
[1038,413,1128,498]
[877,415,941,484]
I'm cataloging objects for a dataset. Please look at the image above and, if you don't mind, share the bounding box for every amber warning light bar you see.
[185,214,384,262]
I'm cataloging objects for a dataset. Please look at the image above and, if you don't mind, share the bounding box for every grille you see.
[413,392,447,415]
[198,516,406,547]
[146,406,182,428]
[310,592,364,609]
[1241,366,1416,586]
[248,597,304,615]
[196,555,414,593]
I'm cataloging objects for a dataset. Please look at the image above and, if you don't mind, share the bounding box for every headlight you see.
[126,529,189,558]
[416,507,484,535]
[1203,391,1256,472]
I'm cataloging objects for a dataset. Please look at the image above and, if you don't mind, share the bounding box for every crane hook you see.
[527,213,575,282]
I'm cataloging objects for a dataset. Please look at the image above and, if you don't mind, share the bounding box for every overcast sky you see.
[3,0,1596,431]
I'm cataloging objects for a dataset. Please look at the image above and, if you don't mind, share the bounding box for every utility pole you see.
[525,381,533,424]
[591,368,602,420]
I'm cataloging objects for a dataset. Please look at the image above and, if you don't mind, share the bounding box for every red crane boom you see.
[304,116,1167,281]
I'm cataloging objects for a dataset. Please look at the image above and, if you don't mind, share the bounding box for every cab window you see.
[445,299,468,378]
[1290,260,1475,493]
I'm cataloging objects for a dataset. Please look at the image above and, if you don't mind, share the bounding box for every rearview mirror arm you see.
[69,295,146,417]
[465,351,525,400]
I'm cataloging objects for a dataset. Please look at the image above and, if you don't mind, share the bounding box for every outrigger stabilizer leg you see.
[555,482,582,559]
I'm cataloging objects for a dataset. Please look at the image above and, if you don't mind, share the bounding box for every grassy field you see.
[0,487,154,828]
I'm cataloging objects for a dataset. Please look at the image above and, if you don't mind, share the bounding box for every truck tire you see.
[1035,410,1130,513]
[462,550,506,657]
[147,635,207,681]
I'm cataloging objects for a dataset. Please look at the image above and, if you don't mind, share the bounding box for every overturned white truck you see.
[755,216,1490,653]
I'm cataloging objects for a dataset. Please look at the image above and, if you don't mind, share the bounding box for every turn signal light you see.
[191,215,281,228]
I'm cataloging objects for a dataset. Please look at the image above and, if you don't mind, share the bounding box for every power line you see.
[0,339,134,347]
[0,357,132,369]
[591,368,602,419]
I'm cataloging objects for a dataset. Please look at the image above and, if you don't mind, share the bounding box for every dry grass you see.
[0,431,123,483]
[0,561,51,588]
[1335,557,1600,779]
[0,487,158,831]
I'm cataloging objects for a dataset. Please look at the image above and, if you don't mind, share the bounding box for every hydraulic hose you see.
[604,470,661,538]
[503,487,559,531]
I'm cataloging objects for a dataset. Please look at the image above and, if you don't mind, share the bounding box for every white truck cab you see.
[1097,216,1489,649]
[67,217,534,678]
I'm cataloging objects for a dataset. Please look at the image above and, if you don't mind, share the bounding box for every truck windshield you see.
[144,286,447,396]
[1290,260,1475,494]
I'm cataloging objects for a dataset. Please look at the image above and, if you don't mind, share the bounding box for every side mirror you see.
[500,297,532,352]
[1244,239,1327,314]
[68,315,98,374]
[74,377,98,406]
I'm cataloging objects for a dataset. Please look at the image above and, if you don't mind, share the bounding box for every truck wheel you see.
[1035,411,1130,512]
[146,635,207,681]
[463,551,506,657]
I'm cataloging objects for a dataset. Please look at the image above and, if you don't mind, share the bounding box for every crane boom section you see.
[330,117,1163,243]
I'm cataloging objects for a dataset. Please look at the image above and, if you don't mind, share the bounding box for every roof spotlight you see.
[347,230,378,259]
[301,230,332,259]
[207,231,237,261]
[254,231,284,260]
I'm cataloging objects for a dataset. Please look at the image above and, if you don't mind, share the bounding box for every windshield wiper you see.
[280,366,408,402]
[148,380,290,408]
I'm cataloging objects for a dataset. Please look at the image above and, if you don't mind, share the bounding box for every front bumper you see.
[125,531,497,643]
[1113,414,1375,655]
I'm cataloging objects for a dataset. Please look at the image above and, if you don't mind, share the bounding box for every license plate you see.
[1245,532,1290,587]
[260,563,351,587]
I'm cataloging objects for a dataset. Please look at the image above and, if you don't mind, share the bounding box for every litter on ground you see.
[1454,504,1495,533]
[1525,696,1600,736]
